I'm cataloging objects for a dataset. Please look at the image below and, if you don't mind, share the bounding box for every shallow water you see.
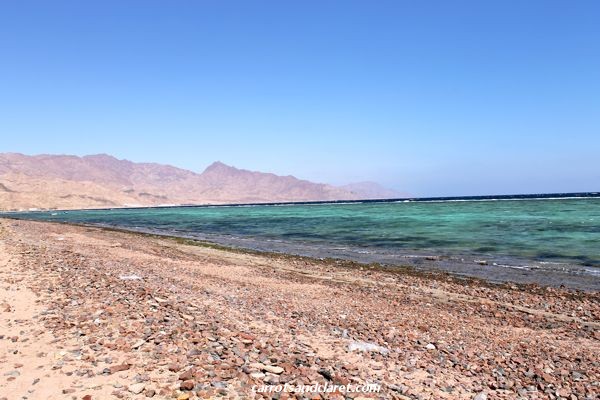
[6,196,600,290]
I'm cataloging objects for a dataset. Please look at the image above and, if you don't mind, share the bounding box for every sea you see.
[4,192,600,291]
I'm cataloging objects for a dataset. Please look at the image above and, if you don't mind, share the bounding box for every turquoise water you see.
[6,197,600,290]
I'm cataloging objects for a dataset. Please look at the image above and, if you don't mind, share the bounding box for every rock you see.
[119,274,142,280]
[186,348,202,357]
[388,384,407,393]
[144,389,156,397]
[474,393,487,400]
[571,371,584,381]
[128,383,146,394]
[556,388,571,397]
[318,369,333,380]
[250,372,265,379]
[248,362,265,370]
[263,365,284,374]
[167,363,182,372]
[178,369,193,381]
[348,340,389,355]
[109,363,130,374]
[180,380,194,390]
[426,343,436,350]
[131,338,146,349]
[177,394,191,400]
[82,395,92,400]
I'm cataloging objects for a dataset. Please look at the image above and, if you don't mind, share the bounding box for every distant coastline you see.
[3,191,599,214]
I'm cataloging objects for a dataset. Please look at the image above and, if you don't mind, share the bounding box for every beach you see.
[8,197,600,292]
[0,218,598,399]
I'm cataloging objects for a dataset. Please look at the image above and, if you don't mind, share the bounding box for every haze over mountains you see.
[0,153,404,211]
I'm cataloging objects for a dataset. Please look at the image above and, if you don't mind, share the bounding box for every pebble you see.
[128,383,146,394]
[180,380,194,390]
[108,363,130,374]
[262,365,284,374]
[131,339,146,349]
[127,382,146,394]
[178,369,193,381]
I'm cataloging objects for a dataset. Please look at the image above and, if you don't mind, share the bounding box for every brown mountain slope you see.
[0,153,399,211]
[340,181,410,199]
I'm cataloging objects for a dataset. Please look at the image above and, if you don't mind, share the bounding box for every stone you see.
[556,388,571,397]
[168,363,182,372]
[571,371,584,381]
[109,363,130,374]
[250,372,265,379]
[248,362,265,370]
[318,369,333,380]
[128,383,146,394]
[180,380,194,390]
[178,369,193,381]
[426,343,436,350]
[263,365,284,374]
[348,340,389,354]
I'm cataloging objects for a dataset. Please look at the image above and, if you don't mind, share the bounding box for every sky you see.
[1,1,599,197]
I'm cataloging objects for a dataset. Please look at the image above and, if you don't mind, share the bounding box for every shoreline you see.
[3,217,599,292]
[2,191,598,213]
[1,218,599,399]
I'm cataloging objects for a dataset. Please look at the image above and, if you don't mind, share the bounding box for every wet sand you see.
[0,219,598,399]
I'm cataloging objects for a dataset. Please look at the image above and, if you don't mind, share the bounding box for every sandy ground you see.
[0,218,598,400]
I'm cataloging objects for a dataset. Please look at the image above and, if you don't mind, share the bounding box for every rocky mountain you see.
[0,153,402,211]
[340,181,408,200]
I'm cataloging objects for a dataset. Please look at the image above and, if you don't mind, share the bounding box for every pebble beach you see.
[0,219,598,399]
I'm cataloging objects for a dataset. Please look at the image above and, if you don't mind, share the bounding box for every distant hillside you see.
[0,153,402,210]
[340,181,408,200]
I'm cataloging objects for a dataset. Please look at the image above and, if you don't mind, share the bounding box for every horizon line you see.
[3,191,598,214]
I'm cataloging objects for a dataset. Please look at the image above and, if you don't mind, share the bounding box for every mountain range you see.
[0,153,405,210]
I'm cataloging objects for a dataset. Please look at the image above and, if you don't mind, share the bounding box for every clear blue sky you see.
[1,1,598,196]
